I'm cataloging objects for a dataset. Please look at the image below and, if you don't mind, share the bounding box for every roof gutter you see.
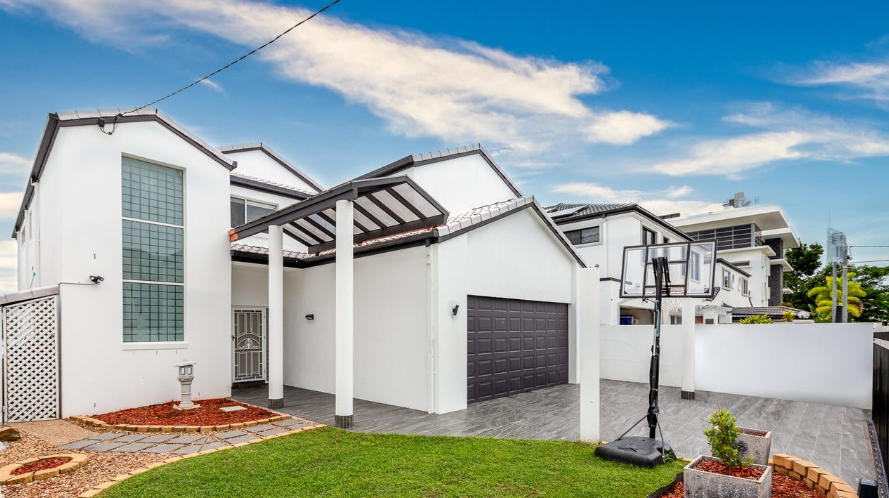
[552,205,692,242]
[12,113,60,238]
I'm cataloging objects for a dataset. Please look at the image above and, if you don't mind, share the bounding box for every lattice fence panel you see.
[3,296,59,422]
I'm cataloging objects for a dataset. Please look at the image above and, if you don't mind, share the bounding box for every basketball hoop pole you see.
[647,256,670,439]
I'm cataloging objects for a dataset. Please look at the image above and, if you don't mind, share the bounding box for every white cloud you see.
[2,0,669,152]
[788,61,889,101]
[645,104,889,176]
[552,182,723,217]
[0,152,30,176]
[198,78,225,94]
[0,191,23,220]
[0,240,15,270]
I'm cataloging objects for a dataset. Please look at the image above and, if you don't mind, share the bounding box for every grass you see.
[102,427,685,498]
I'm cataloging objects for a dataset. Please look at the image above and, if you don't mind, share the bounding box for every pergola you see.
[229,176,448,428]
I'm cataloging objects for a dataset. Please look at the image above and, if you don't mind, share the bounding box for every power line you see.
[851,260,889,264]
[101,0,343,134]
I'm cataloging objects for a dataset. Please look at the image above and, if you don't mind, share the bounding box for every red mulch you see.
[93,398,276,426]
[696,460,766,480]
[12,457,71,476]
[662,470,819,498]
[742,428,768,437]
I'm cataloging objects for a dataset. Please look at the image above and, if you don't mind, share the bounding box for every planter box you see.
[737,428,771,466]
[684,456,772,498]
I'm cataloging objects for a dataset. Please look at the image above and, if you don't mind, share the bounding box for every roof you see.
[12,108,237,238]
[230,172,314,200]
[671,205,800,249]
[231,195,587,268]
[355,144,523,198]
[729,306,805,317]
[220,142,324,193]
[716,258,751,278]
[545,202,692,241]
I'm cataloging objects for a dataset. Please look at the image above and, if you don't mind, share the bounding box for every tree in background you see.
[807,273,866,322]
[784,243,824,311]
[853,265,889,323]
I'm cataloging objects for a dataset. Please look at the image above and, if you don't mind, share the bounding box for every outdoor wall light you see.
[89,275,104,285]
[452,304,459,317]
[305,314,315,321]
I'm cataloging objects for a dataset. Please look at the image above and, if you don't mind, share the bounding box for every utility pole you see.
[842,247,849,323]
[831,262,837,322]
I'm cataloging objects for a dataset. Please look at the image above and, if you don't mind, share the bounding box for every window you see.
[732,260,751,268]
[690,252,701,281]
[741,278,749,296]
[122,157,184,343]
[230,196,276,227]
[565,226,600,246]
[643,227,657,245]
[662,236,671,244]
[722,269,733,290]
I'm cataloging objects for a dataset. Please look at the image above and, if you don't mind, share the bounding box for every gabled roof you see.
[231,195,586,268]
[230,172,313,200]
[545,202,692,241]
[12,108,237,238]
[355,144,523,198]
[220,143,324,193]
[729,306,805,318]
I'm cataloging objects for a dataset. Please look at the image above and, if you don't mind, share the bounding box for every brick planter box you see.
[684,456,772,498]
[0,454,88,485]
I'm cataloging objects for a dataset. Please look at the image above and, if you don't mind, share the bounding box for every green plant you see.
[703,409,752,467]
[808,273,866,322]
[739,314,773,324]
[782,310,795,322]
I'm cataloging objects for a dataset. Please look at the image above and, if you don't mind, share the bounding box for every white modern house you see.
[545,203,752,325]
[6,109,599,429]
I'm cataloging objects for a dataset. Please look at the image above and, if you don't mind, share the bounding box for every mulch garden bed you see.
[663,472,819,498]
[93,398,276,426]
[694,459,766,480]
[11,457,71,476]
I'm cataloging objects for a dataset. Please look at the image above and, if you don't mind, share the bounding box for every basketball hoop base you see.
[594,437,675,468]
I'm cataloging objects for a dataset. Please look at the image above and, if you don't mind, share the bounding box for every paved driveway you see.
[233,380,875,486]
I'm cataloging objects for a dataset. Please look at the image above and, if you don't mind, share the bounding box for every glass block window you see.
[122,157,184,343]
[122,220,183,283]
[122,156,184,226]
[123,283,184,342]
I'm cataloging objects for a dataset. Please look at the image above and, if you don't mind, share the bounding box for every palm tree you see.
[807,273,866,322]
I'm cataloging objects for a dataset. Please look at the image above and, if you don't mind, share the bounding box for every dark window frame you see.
[230,196,277,228]
[565,225,601,246]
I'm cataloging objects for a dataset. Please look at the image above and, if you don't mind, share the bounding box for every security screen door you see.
[232,308,266,383]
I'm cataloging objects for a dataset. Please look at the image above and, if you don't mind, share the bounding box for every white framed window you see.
[722,269,733,290]
[565,226,600,246]
[230,196,276,227]
[741,278,749,296]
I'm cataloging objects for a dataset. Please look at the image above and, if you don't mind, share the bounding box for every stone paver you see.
[273,419,307,428]
[9,419,96,445]
[243,424,276,433]
[167,435,205,445]
[116,433,149,443]
[84,441,126,451]
[140,434,178,443]
[257,428,289,438]
[216,430,248,440]
[225,435,257,445]
[112,442,155,453]
[141,443,184,454]
[87,433,123,441]
[58,439,99,451]
[172,445,202,455]
[201,442,227,451]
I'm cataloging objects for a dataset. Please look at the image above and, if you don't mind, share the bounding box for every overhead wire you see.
[100,0,343,135]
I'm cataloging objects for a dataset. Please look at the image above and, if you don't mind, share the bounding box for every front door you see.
[232,308,266,383]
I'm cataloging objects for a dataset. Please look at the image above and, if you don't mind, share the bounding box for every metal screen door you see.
[232,308,266,383]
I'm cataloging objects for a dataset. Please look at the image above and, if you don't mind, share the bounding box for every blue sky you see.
[1,0,888,290]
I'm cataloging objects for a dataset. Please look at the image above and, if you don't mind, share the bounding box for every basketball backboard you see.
[620,241,717,298]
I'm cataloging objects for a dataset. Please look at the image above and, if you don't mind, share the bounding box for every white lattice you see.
[2,296,59,422]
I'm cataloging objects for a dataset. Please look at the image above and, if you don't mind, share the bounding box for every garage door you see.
[466,295,569,403]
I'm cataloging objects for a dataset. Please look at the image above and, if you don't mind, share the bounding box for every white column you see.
[335,200,354,428]
[579,265,601,442]
[268,225,284,408]
[680,300,696,400]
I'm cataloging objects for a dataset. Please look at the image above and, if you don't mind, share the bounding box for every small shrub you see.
[739,314,773,324]
[703,408,752,467]
[782,310,795,322]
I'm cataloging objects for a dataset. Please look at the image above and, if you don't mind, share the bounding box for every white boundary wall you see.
[601,322,872,409]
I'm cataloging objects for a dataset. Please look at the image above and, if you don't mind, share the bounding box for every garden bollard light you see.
[174,361,200,410]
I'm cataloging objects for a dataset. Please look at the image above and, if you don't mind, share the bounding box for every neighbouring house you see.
[544,203,751,325]
[670,192,800,308]
[7,109,597,426]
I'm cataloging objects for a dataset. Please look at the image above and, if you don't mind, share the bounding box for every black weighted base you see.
[594,437,675,468]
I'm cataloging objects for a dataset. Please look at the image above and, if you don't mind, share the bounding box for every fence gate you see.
[2,295,60,422]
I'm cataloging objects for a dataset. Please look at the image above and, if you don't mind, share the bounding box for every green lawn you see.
[102,427,684,498]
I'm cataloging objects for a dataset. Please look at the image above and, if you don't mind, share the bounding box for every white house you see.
[545,203,756,325]
[7,109,598,429]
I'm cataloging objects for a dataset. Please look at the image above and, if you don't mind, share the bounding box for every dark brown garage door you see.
[466,295,569,403]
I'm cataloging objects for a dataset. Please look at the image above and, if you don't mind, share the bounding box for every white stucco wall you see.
[388,154,517,215]
[224,149,320,193]
[600,324,685,387]
[47,121,232,417]
[718,248,772,307]
[434,208,579,413]
[279,245,430,411]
